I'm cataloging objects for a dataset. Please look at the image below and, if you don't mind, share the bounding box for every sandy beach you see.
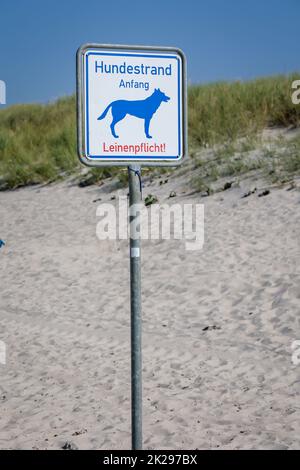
[0,168,300,449]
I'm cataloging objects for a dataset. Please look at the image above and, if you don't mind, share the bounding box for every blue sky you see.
[0,0,299,105]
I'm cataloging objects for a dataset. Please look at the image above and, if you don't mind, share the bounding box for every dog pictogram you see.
[97,88,170,139]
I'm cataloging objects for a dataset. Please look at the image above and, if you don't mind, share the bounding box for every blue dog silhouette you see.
[97,88,170,139]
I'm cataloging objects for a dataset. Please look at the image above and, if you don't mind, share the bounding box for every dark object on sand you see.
[0,239,5,248]
[223,181,234,191]
[258,189,270,197]
[241,188,257,198]
[202,325,221,332]
[62,441,78,450]
[286,182,296,191]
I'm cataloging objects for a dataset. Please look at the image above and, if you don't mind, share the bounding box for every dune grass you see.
[0,96,78,189]
[188,73,300,150]
[0,73,299,189]
[261,132,300,183]
[191,130,300,194]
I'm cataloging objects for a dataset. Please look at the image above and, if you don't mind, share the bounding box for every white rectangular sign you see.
[77,44,187,166]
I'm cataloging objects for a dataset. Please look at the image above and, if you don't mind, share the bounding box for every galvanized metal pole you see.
[128,165,142,450]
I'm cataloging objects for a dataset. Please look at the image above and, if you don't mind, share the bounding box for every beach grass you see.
[188,73,300,149]
[0,73,299,189]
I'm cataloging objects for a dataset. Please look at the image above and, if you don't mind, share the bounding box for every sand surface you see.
[0,170,300,449]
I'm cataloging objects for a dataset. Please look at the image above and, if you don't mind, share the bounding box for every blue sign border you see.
[85,51,182,160]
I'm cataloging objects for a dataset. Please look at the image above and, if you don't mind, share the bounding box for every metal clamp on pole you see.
[128,164,143,450]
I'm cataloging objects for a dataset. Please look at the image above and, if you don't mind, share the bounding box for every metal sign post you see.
[76,43,187,450]
[128,165,142,449]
